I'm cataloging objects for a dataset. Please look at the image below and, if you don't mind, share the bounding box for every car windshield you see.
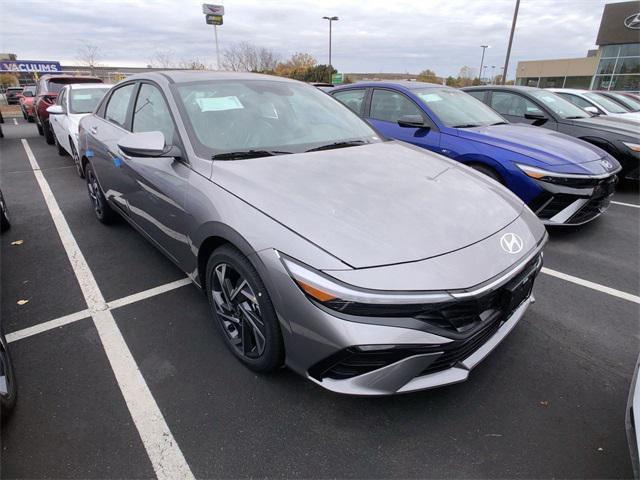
[175,79,380,157]
[606,92,640,111]
[584,92,630,113]
[69,88,110,114]
[528,90,590,119]
[413,88,506,127]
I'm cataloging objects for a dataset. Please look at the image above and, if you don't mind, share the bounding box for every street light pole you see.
[501,0,520,85]
[478,45,488,83]
[322,16,339,67]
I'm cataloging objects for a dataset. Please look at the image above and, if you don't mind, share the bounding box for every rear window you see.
[46,77,103,94]
[70,88,111,114]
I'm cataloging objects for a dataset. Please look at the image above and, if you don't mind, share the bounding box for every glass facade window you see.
[593,42,640,91]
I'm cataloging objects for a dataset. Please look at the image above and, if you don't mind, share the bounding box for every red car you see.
[34,75,102,144]
[19,85,36,122]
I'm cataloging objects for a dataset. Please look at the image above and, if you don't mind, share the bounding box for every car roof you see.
[547,88,587,94]
[124,70,301,85]
[462,85,540,92]
[334,80,445,91]
[66,83,113,90]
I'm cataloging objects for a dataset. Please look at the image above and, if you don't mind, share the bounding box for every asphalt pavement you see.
[1,117,638,479]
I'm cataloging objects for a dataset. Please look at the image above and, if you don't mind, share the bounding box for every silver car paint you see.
[79,71,547,394]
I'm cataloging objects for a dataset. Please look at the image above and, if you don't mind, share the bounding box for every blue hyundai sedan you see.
[330,82,622,226]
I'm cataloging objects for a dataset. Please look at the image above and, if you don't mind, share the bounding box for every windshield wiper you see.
[489,121,508,126]
[212,150,292,160]
[306,140,369,152]
[564,116,588,119]
[451,123,481,128]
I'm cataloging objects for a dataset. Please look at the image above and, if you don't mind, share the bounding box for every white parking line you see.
[6,277,192,344]
[541,267,640,304]
[611,200,640,209]
[12,118,18,125]
[20,139,194,480]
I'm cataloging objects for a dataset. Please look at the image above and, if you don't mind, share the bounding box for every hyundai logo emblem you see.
[601,159,613,170]
[624,13,640,29]
[500,233,524,254]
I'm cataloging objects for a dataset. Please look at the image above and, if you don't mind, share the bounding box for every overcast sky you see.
[0,0,616,79]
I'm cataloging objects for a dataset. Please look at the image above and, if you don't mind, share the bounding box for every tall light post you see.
[322,16,339,67]
[501,0,520,84]
[478,45,489,83]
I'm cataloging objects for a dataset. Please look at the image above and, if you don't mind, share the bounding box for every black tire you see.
[469,163,505,185]
[36,119,43,135]
[0,334,17,417]
[27,115,34,123]
[0,191,9,232]
[206,245,284,373]
[21,108,27,120]
[71,142,84,178]
[85,163,116,224]
[55,135,67,156]
[43,120,55,145]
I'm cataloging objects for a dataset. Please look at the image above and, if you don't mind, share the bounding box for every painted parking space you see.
[0,119,638,478]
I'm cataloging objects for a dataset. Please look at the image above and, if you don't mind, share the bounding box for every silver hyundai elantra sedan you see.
[78,71,547,395]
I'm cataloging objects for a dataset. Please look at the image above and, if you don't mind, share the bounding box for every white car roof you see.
[67,83,113,90]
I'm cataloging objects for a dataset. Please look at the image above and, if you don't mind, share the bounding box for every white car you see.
[47,83,112,177]
[548,88,640,122]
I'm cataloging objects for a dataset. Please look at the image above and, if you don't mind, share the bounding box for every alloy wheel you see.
[211,263,266,358]
[86,171,103,217]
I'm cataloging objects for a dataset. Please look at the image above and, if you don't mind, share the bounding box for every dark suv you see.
[463,85,640,182]
[34,74,102,144]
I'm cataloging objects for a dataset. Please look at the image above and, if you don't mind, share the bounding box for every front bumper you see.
[255,235,544,396]
[532,174,618,226]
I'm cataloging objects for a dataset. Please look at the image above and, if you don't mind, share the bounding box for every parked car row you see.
[23,72,636,399]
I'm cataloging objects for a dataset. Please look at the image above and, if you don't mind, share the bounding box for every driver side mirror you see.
[118,131,181,158]
[46,105,64,115]
[584,106,600,116]
[523,112,547,121]
[397,114,429,129]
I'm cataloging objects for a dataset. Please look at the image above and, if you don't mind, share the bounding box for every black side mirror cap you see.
[397,114,429,128]
[524,112,547,121]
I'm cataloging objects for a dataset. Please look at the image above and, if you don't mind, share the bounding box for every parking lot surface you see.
[1,117,638,478]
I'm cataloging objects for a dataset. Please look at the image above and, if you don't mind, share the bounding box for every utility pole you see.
[322,16,339,67]
[479,45,489,83]
[501,0,520,85]
[214,25,221,70]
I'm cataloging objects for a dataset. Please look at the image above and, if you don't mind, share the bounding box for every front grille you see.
[309,254,542,381]
[537,175,617,221]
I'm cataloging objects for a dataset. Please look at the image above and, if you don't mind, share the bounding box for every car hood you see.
[568,115,640,137]
[456,123,605,166]
[211,141,524,269]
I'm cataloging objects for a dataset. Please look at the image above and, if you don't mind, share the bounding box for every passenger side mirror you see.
[523,112,547,121]
[584,106,600,115]
[397,114,428,129]
[46,105,64,115]
[118,131,181,158]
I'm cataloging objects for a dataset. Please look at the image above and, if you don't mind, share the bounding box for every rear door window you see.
[132,84,176,145]
[105,84,136,128]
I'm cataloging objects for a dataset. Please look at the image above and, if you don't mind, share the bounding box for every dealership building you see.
[516,1,640,90]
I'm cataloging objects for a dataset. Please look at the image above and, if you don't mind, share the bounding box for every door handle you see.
[90,126,98,134]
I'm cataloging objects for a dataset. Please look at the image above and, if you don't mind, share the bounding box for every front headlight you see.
[280,256,453,317]
[623,142,640,153]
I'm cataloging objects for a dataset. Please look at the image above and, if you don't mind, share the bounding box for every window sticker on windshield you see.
[418,93,443,102]
[73,94,93,100]
[195,96,244,112]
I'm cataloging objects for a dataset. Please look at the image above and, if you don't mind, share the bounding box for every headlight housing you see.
[280,256,453,317]
[515,163,615,187]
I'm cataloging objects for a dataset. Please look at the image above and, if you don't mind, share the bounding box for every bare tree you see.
[222,41,280,72]
[178,57,207,70]
[76,42,102,75]
[286,52,316,69]
[153,49,176,68]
